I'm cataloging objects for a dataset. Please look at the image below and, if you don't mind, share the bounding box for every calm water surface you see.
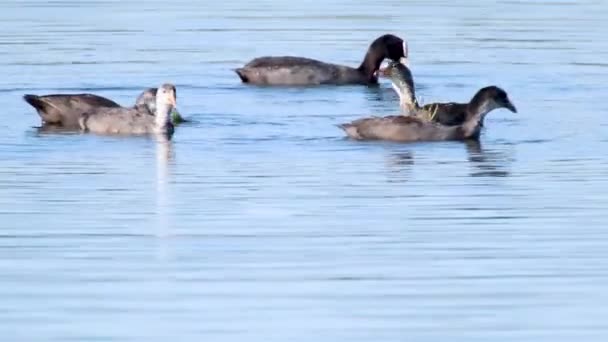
[1,0,608,341]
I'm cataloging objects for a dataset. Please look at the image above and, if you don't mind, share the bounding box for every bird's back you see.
[421,102,468,126]
[80,107,154,135]
[340,115,468,142]
[236,56,364,85]
[24,93,121,127]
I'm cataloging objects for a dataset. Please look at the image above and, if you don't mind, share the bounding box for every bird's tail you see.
[234,68,249,83]
[23,94,47,111]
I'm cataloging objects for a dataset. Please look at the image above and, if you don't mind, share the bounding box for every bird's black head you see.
[360,34,409,81]
[474,86,517,113]
[371,34,408,64]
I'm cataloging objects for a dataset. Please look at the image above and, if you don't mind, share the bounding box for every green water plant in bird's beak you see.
[171,109,186,124]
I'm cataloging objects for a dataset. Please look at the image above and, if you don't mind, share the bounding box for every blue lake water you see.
[1,0,608,341]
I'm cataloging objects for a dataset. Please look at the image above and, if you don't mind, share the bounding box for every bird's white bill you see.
[168,93,177,107]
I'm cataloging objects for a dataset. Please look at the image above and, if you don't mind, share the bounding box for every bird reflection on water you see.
[383,140,513,182]
[464,140,512,178]
[155,134,174,261]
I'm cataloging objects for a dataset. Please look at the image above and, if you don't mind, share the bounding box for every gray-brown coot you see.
[377,62,517,127]
[24,87,184,128]
[79,84,178,139]
[235,34,409,86]
[338,62,517,142]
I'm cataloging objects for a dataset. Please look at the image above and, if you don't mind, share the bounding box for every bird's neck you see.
[393,85,415,113]
[467,99,498,118]
[461,100,499,138]
[358,49,384,82]
[460,116,483,139]
[155,103,173,132]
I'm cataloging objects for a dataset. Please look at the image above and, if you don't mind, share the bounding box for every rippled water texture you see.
[1,0,608,341]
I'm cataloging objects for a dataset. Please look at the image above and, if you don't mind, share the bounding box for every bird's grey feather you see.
[23,93,121,127]
[80,106,158,135]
